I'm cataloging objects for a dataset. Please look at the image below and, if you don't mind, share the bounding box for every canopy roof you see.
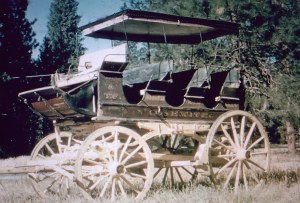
[81,9,239,44]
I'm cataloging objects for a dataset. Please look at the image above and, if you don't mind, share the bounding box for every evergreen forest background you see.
[0,0,299,157]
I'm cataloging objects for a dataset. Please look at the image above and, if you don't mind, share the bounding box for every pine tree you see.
[39,0,85,73]
[0,0,39,157]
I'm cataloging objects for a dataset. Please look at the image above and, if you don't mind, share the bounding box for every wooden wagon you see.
[4,10,270,200]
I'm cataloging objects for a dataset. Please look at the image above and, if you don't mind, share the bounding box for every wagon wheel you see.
[29,131,81,198]
[206,110,270,193]
[143,130,202,187]
[75,126,154,200]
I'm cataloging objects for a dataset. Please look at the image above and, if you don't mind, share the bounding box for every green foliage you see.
[0,0,40,157]
[39,0,85,73]
[0,0,38,77]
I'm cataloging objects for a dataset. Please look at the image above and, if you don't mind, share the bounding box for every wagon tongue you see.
[81,9,239,44]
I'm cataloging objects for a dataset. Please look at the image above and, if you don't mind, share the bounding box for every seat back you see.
[78,43,127,73]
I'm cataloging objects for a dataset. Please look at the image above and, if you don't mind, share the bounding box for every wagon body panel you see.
[18,67,241,121]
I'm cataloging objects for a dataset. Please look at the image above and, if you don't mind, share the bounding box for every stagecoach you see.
[2,10,270,200]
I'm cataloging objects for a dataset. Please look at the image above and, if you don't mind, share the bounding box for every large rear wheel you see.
[206,110,270,193]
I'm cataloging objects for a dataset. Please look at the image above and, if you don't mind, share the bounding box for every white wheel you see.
[206,110,270,193]
[29,132,81,198]
[144,130,202,187]
[75,126,154,200]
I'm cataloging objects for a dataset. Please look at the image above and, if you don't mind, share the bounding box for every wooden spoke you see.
[119,136,132,162]
[244,122,256,148]
[170,168,174,186]
[83,158,106,166]
[231,117,240,147]
[90,174,110,190]
[111,178,116,200]
[126,172,147,180]
[117,179,126,197]
[100,175,112,197]
[171,135,178,149]
[216,154,236,158]
[244,161,260,184]
[121,145,143,165]
[45,143,55,155]
[125,160,148,169]
[234,161,242,194]
[167,135,172,148]
[247,159,266,172]
[240,116,246,147]
[67,136,72,147]
[71,138,83,145]
[181,166,193,176]
[242,162,248,191]
[216,158,237,175]
[213,139,235,153]
[113,132,119,162]
[103,134,114,142]
[162,167,169,185]
[247,136,264,151]
[83,170,109,178]
[121,175,141,194]
[221,124,236,148]
[223,161,238,189]
[154,168,163,179]
[175,168,184,184]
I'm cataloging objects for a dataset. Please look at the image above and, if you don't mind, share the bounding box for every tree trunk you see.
[286,121,296,154]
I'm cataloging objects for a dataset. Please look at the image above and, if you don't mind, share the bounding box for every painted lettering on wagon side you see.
[104,93,119,100]
[146,108,216,119]
[106,106,220,120]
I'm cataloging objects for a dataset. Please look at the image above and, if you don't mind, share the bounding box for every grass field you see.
[0,149,299,203]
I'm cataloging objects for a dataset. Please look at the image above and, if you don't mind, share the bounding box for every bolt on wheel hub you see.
[108,162,125,175]
[236,148,251,160]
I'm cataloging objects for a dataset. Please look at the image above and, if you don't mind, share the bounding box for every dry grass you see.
[0,152,299,203]
[0,175,299,203]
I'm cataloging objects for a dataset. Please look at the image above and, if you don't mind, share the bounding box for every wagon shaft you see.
[0,166,52,174]
[0,159,74,175]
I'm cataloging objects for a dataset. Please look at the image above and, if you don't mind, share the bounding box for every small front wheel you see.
[75,126,154,200]
[29,132,80,198]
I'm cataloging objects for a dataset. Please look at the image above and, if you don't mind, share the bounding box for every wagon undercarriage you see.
[2,9,271,201]
[0,110,270,200]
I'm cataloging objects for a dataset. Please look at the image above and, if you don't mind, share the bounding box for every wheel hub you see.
[108,162,125,175]
[236,148,251,160]
[117,165,125,174]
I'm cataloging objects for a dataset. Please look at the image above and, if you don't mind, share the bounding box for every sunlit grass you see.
[0,152,299,202]
[0,168,299,203]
